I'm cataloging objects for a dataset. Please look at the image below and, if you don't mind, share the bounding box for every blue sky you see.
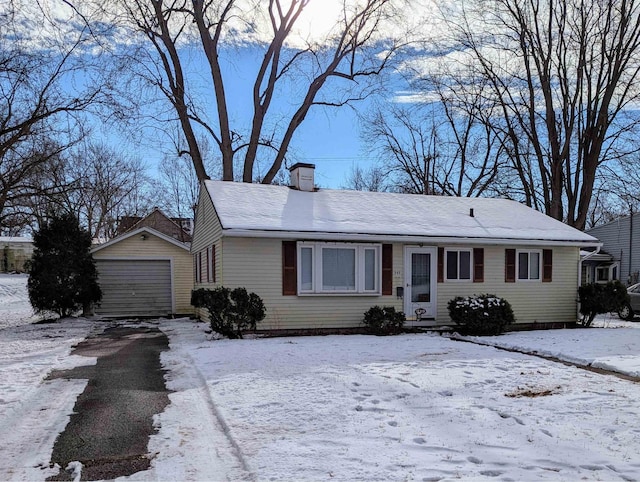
[118,44,397,190]
[28,0,421,190]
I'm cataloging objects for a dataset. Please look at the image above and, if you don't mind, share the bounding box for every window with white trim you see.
[445,249,472,281]
[517,250,541,281]
[298,242,381,294]
[596,263,619,283]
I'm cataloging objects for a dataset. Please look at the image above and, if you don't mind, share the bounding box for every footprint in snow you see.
[387,421,398,427]
[480,470,503,477]
[467,456,483,464]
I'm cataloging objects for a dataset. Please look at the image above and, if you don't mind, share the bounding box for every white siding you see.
[221,237,400,330]
[436,245,579,325]
[215,239,579,330]
[191,185,224,318]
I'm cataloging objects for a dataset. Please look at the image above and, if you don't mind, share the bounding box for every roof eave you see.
[91,226,191,253]
[220,228,601,248]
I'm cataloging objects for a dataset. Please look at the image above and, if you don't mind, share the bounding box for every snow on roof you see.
[204,180,599,245]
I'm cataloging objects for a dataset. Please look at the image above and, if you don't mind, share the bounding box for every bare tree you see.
[97,0,408,184]
[586,154,640,228]
[0,1,103,234]
[445,0,640,229]
[341,163,391,192]
[39,143,154,240]
[361,83,504,197]
[157,153,204,220]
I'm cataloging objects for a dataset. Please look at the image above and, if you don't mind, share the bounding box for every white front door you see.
[404,246,437,320]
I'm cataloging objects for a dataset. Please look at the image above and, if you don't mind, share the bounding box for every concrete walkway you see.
[46,325,171,481]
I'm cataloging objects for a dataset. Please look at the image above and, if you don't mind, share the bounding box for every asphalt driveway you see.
[46,324,171,481]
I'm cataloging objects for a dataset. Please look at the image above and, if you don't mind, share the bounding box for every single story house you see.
[191,164,600,331]
[91,225,194,318]
[586,213,640,286]
[1,237,33,273]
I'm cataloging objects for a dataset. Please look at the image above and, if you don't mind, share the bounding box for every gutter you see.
[220,228,602,248]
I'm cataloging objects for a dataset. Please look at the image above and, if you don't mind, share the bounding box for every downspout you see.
[579,245,601,287]
[629,210,634,285]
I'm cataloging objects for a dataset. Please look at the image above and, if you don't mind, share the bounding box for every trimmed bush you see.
[447,294,515,336]
[363,306,406,335]
[191,287,266,339]
[578,281,629,327]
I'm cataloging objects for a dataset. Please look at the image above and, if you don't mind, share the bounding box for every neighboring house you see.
[586,214,640,286]
[0,237,33,273]
[117,208,193,243]
[91,224,194,318]
[191,164,600,331]
[580,249,618,286]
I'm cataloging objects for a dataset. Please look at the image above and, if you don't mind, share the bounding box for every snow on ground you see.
[3,273,640,481]
[143,319,640,482]
[461,315,640,377]
[0,274,104,480]
[0,274,41,329]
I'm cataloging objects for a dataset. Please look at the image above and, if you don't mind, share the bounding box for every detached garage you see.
[91,227,194,318]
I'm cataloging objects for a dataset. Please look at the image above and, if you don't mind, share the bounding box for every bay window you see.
[298,242,381,294]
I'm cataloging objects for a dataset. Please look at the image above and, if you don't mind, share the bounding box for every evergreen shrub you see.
[447,294,515,336]
[578,281,629,326]
[191,286,265,339]
[362,306,406,335]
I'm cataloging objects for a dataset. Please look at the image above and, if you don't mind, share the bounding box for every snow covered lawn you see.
[461,318,640,378]
[0,274,40,329]
[152,320,640,481]
[0,320,103,479]
[3,273,640,481]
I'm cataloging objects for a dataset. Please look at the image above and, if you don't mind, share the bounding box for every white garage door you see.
[95,259,173,317]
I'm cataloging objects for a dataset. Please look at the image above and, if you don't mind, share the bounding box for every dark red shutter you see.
[193,254,197,283]
[437,247,444,283]
[205,247,210,282]
[473,248,484,282]
[505,249,516,282]
[212,245,216,283]
[542,249,552,282]
[282,241,297,295]
[382,244,393,295]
